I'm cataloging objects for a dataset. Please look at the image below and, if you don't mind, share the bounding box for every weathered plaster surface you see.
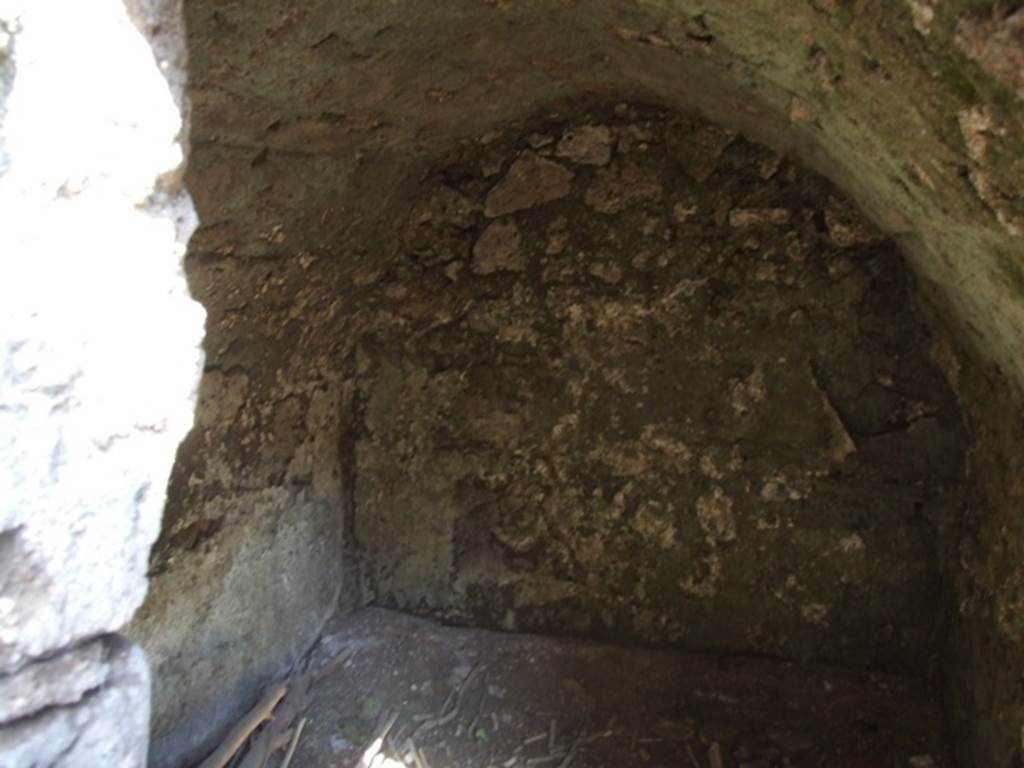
[0,639,151,768]
[0,0,201,764]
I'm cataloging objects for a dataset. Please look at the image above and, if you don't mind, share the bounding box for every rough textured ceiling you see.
[186,0,1024,393]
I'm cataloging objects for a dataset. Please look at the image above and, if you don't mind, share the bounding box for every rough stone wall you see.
[0,0,201,765]
[128,341,347,766]
[935,340,1024,768]
[142,1,1024,766]
[352,106,965,673]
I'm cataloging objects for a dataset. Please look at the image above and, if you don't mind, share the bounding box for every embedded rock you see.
[484,152,575,218]
[555,124,614,166]
[472,220,524,274]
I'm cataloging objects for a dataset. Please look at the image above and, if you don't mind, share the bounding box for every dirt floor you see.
[277,608,952,768]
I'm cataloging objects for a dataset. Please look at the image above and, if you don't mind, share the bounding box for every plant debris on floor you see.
[201,608,952,768]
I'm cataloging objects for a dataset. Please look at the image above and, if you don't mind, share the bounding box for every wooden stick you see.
[413,664,484,740]
[239,668,312,768]
[556,723,587,768]
[359,712,401,767]
[707,742,723,768]
[279,717,307,768]
[379,711,400,742]
[468,673,489,735]
[198,681,289,768]
[402,738,424,768]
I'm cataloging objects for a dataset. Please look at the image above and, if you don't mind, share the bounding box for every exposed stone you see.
[959,105,992,163]
[956,6,1024,99]
[0,639,108,723]
[665,118,736,182]
[758,154,783,180]
[809,367,859,463]
[555,124,613,166]
[958,105,1024,238]
[728,208,792,227]
[906,0,937,36]
[824,197,883,247]
[472,220,524,274]
[584,161,663,213]
[484,151,574,217]
[0,639,149,768]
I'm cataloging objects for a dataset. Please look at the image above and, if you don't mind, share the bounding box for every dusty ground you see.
[276,609,952,768]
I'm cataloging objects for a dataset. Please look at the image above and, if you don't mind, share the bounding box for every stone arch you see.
[4,1,1019,767]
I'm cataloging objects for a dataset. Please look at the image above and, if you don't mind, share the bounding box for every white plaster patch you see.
[839,533,866,553]
[801,603,830,627]
[906,0,936,35]
[696,486,737,543]
[633,502,677,550]
[730,365,766,416]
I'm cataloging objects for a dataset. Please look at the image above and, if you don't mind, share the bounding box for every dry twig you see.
[556,723,587,768]
[468,672,489,735]
[359,712,401,767]
[413,664,484,740]
[238,667,313,768]
[708,742,724,768]
[197,681,289,768]
[279,718,307,768]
